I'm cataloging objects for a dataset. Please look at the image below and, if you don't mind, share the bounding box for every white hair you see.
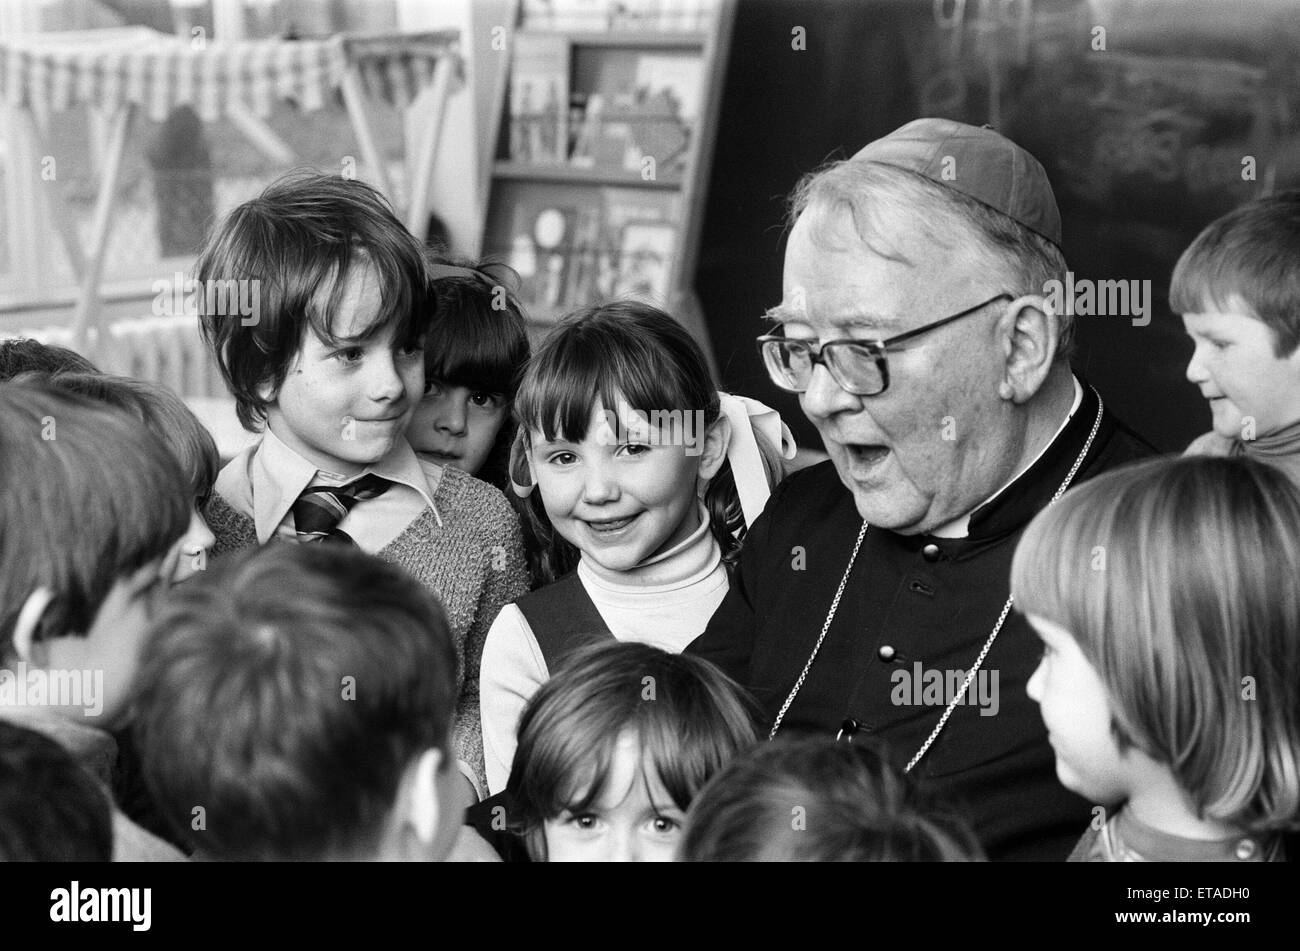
[788,160,1073,359]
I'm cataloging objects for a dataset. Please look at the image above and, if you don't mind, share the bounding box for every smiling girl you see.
[479,301,792,794]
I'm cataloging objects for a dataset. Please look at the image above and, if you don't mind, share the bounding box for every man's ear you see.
[11,587,55,665]
[698,412,732,483]
[997,296,1060,403]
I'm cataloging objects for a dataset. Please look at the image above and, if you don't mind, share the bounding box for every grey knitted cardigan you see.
[203,464,529,792]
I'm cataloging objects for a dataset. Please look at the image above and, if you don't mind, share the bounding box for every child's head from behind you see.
[679,735,983,861]
[27,372,218,583]
[0,721,113,861]
[514,301,781,580]
[408,261,530,483]
[0,381,190,727]
[195,171,429,476]
[1171,191,1300,440]
[1011,455,1300,834]
[0,337,97,380]
[507,641,758,862]
[134,542,460,862]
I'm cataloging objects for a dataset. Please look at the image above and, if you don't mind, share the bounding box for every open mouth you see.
[584,513,640,536]
[843,444,890,475]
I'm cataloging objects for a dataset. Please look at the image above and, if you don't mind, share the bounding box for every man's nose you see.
[800,361,861,420]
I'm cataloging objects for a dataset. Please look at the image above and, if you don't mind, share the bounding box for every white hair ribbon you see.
[508,427,535,498]
[716,391,797,528]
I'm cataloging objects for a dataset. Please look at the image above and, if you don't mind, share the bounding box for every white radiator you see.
[3,315,258,458]
[4,314,224,398]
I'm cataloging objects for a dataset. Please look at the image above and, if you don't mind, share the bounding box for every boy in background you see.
[1173,190,1300,486]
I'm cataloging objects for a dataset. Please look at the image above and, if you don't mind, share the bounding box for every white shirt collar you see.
[228,429,439,544]
[930,375,1084,540]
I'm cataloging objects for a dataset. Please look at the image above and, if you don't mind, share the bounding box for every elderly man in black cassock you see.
[688,118,1155,861]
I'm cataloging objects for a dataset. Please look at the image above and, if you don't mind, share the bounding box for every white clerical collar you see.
[929,375,1084,540]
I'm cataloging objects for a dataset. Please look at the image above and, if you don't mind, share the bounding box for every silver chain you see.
[769,390,1106,774]
[767,519,869,740]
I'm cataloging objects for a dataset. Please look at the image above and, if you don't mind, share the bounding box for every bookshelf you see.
[477,0,735,373]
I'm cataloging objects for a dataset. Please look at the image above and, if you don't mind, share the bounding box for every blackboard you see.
[698,0,1300,452]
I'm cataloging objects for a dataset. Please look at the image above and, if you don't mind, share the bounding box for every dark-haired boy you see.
[134,543,464,861]
[0,380,191,861]
[194,172,528,791]
[0,336,98,380]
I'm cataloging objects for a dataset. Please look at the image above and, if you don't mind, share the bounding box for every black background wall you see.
[697,0,1300,452]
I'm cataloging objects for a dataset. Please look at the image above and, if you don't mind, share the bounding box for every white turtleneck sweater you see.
[479,505,729,795]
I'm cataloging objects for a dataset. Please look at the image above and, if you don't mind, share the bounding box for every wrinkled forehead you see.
[776,208,968,334]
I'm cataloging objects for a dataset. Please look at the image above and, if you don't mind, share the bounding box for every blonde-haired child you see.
[1011,455,1300,861]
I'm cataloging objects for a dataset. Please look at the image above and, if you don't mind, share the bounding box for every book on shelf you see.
[497,184,680,316]
[509,34,570,164]
[521,0,718,33]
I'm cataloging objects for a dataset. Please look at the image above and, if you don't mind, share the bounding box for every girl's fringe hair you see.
[511,300,786,586]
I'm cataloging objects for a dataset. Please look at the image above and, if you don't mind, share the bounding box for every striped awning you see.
[0,26,462,123]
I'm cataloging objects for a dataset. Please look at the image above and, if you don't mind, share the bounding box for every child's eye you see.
[332,347,365,364]
[567,813,599,831]
[649,815,681,835]
[547,451,578,466]
[398,340,425,359]
[620,443,652,457]
[470,391,504,410]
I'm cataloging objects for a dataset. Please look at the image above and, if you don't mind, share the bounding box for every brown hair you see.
[1011,455,1300,833]
[134,542,459,861]
[505,641,760,861]
[513,301,785,584]
[194,170,430,430]
[788,160,1073,359]
[25,371,218,506]
[0,380,189,654]
[1170,190,1300,356]
[679,735,984,862]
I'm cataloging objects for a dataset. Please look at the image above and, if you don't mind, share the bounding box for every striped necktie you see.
[291,473,392,546]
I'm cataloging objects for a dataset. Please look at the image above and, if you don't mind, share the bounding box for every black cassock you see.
[689,384,1156,861]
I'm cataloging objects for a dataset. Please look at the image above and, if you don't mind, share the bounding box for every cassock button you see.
[1235,839,1258,860]
[922,543,941,562]
[878,644,896,662]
